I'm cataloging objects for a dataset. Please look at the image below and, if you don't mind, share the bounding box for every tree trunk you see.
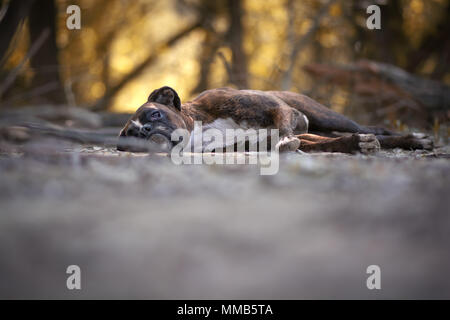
[0,0,35,67]
[406,2,450,78]
[280,0,336,90]
[191,31,220,95]
[350,0,408,66]
[28,0,66,104]
[227,0,248,89]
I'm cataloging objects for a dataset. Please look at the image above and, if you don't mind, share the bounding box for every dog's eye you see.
[149,111,162,120]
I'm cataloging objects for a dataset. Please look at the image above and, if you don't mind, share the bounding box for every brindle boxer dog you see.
[117,86,433,153]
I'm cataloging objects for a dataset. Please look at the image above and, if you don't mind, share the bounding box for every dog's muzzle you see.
[147,132,172,151]
[140,124,173,151]
[118,123,173,152]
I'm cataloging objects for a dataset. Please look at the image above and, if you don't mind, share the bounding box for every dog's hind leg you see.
[297,133,380,154]
[376,133,433,150]
[272,106,307,152]
[270,92,433,151]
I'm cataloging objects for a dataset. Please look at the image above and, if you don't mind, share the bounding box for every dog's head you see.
[117,86,186,152]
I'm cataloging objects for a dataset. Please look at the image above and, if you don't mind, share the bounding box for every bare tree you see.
[28,0,66,104]
[0,0,65,104]
[226,0,248,88]
[280,0,337,91]
[0,0,35,68]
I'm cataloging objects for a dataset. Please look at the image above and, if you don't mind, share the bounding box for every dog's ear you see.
[148,86,181,111]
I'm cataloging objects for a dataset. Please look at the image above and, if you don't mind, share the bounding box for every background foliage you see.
[0,0,449,131]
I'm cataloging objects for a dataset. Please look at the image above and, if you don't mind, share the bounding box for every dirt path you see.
[0,144,449,298]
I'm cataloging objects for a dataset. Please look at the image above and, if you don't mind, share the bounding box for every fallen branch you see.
[0,121,166,153]
[0,105,132,128]
[304,60,450,111]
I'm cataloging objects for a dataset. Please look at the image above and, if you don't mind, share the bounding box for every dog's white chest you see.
[204,118,246,131]
[188,118,265,150]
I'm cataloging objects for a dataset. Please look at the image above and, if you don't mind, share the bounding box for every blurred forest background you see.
[2,0,450,301]
[0,0,449,133]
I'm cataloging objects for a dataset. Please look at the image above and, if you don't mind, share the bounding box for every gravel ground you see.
[0,140,449,299]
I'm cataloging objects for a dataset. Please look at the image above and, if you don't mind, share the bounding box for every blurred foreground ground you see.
[0,140,449,299]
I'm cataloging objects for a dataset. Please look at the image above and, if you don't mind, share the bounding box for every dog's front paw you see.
[276,136,301,152]
[407,133,434,150]
[356,134,380,154]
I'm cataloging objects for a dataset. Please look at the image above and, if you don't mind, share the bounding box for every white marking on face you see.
[131,119,143,129]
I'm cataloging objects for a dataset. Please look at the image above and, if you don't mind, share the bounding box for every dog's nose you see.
[140,123,152,135]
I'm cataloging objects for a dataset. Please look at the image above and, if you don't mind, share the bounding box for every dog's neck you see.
[178,102,206,132]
